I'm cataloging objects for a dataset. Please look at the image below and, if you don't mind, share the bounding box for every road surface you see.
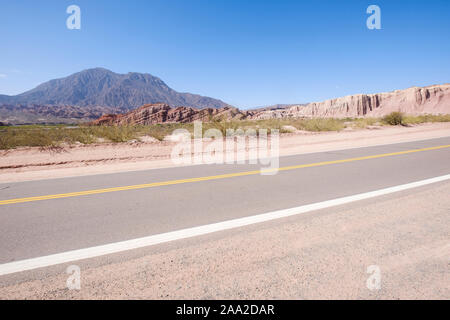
[0,137,449,299]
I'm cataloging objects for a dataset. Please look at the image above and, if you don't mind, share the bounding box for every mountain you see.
[0,68,230,109]
[0,95,10,104]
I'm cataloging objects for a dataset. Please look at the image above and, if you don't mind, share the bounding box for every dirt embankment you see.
[0,122,449,183]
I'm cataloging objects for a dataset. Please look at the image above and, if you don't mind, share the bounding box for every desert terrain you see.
[2,0,450,303]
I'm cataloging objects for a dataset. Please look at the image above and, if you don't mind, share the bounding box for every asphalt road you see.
[0,137,449,270]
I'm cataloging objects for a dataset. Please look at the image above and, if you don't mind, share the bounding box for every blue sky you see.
[0,0,449,108]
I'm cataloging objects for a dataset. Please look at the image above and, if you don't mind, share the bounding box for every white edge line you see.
[1,174,449,276]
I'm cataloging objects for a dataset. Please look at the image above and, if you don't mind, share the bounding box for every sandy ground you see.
[1,180,449,299]
[1,122,450,183]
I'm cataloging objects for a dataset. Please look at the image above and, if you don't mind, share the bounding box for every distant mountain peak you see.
[0,68,230,110]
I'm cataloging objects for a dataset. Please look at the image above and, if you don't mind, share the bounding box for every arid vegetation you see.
[382,112,404,125]
[1,114,449,150]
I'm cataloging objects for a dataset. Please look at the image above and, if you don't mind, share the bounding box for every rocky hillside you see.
[91,104,246,125]
[91,84,450,126]
[0,68,230,110]
[249,84,450,119]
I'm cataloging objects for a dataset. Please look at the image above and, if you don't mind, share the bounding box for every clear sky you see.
[1,0,449,108]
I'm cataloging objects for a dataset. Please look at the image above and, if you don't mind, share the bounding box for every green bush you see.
[382,112,404,125]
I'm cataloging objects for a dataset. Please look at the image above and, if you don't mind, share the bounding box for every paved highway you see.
[0,137,449,284]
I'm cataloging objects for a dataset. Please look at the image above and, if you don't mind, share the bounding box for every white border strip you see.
[1,174,449,276]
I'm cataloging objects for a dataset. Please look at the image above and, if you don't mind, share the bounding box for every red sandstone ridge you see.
[91,104,246,125]
[248,84,450,119]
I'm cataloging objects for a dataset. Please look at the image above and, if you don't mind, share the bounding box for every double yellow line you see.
[1,144,449,206]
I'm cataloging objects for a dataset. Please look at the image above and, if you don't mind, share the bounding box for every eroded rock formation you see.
[248,84,450,119]
[91,104,246,125]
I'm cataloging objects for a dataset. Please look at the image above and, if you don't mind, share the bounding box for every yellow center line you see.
[1,144,449,206]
